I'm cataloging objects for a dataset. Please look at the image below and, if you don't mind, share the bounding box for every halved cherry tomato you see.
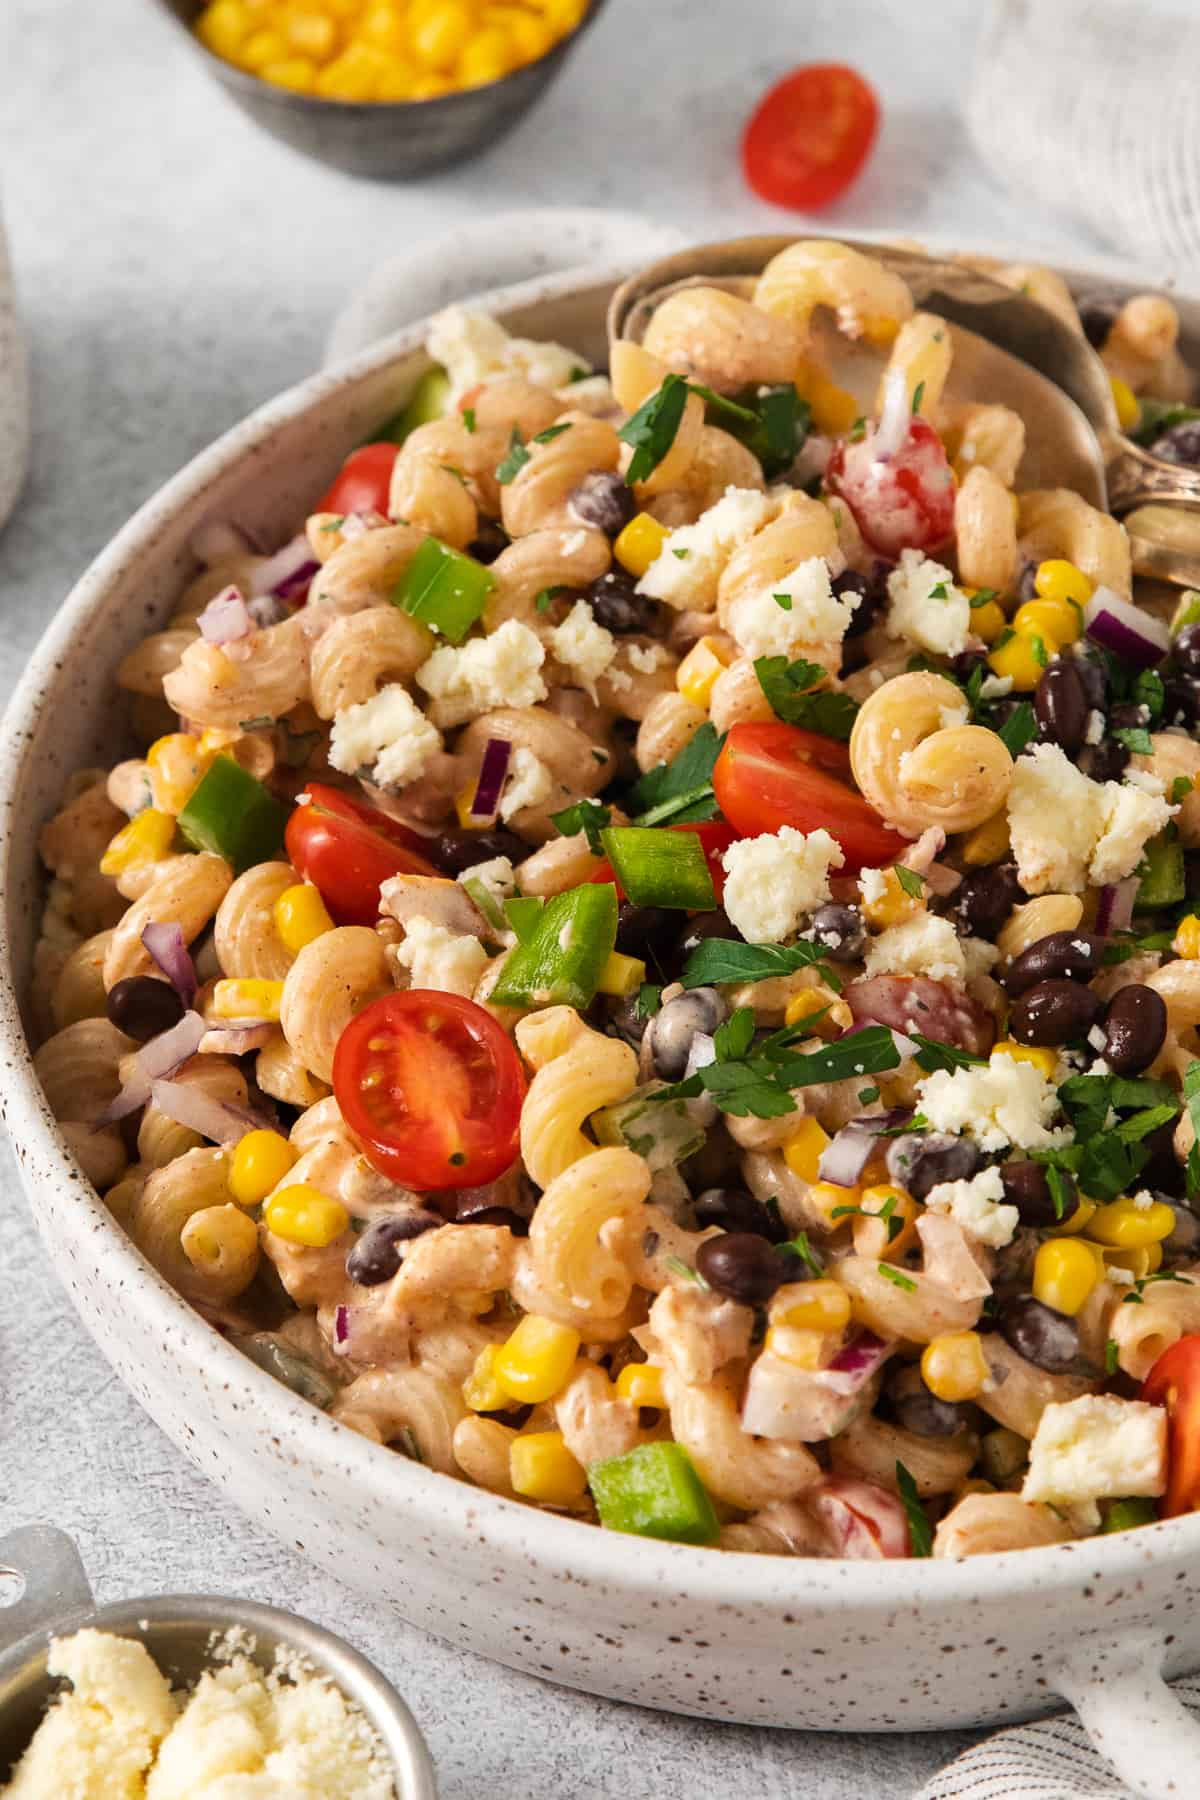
[742,64,879,212]
[587,821,738,902]
[285,783,439,927]
[826,415,956,557]
[315,443,400,517]
[712,722,909,873]
[1141,1335,1200,1517]
[334,991,525,1192]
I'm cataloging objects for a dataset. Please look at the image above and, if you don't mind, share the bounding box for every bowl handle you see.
[0,1525,93,1654]
[1052,1630,1200,1799]
[323,206,688,368]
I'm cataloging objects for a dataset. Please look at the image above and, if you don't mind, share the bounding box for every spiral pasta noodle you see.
[849,671,1013,835]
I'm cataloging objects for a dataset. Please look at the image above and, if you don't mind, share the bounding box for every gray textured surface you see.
[0,1,1108,1792]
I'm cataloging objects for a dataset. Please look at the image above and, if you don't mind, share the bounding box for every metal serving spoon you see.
[608,234,1200,587]
[0,1525,437,1797]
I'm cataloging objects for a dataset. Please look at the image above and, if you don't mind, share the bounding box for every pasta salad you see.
[32,240,1200,1560]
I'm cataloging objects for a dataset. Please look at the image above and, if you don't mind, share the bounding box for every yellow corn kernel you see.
[359,1,406,48]
[784,988,852,1038]
[991,1039,1058,1081]
[988,629,1057,692]
[1098,1242,1162,1282]
[262,54,318,88]
[489,7,553,60]
[921,1331,990,1403]
[1174,914,1200,960]
[285,8,338,57]
[147,733,210,814]
[1054,1197,1096,1237]
[614,512,668,578]
[1013,596,1082,646]
[1033,558,1094,610]
[412,0,475,67]
[211,977,285,1022]
[676,635,733,709]
[274,882,334,954]
[458,24,515,84]
[315,42,382,97]
[264,1184,350,1247]
[960,809,1011,867]
[775,1279,852,1334]
[454,786,483,827]
[596,951,646,998]
[615,1363,665,1409]
[807,1180,861,1229]
[1110,375,1140,432]
[1032,1237,1099,1315]
[196,0,252,60]
[860,866,921,929]
[99,808,176,876]
[534,0,588,29]
[463,1344,510,1413]
[509,1431,588,1505]
[1088,1197,1177,1250]
[793,359,860,436]
[229,1128,297,1206]
[410,72,453,96]
[374,57,419,97]
[782,1116,831,1185]
[968,597,1008,645]
[241,26,291,69]
[764,1324,825,1369]
[493,1315,580,1404]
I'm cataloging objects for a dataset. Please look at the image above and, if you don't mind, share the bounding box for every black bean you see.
[1072,654,1108,712]
[809,902,867,962]
[468,519,510,565]
[1009,977,1103,1046]
[106,975,185,1042]
[455,1200,529,1235]
[1163,674,1200,731]
[610,993,650,1045]
[615,902,677,959]
[1150,421,1200,467]
[1005,930,1106,996]
[1108,700,1151,735]
[1000,1159,1079,1229]
[1034,658,1090,755]
[1142,1118,1185,1196]
[1076,294,1118,349]
[1160,1199,1200,1264]
[696,1233,785,1306]
[569,471,636,537]
[886,1133,983,1200]
[953,863,1023,938]
[999,1295,1079,1374]
[1103,984,1168,1075]
[1078,738,1130,783]
[1174,624,1200,675]
[648,987,727,1080]
[345,1211,443,1286]
[676,908,734,959]
[886,1364,969,1438]
[833,568,882,638]
[1185,852,1200,903]
[693,1188,787,1243]
[1016,560,1039,602]
[952,648,990,687]
[427,825,527,876]
[584,570,659,636]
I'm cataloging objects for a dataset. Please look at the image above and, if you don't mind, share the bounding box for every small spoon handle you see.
[0,1525,93,1655]
[1108,442,1200,514]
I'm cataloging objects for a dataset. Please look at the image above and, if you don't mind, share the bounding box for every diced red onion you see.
[470,737,512,821]
[1084,587,1170,668]
[818,1123,880,1188]
[199,1023,275,1055]
[93,1009,208,1126]
[873,367,910,462]
[251,534,316,599]
[1095,876,1138,936]
[197,585,253,644]
[273,558,319,601]
[140,921,198,1007]
[334,1303,350,1347]
[826,1331,893,1391]
[148,1078,269,1145]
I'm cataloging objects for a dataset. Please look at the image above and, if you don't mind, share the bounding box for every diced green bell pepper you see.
[503,895,545,943]
[1170,588,1200,636]
[599,826,716,911]
[177,755,287,874]
[391,535,495,644]
[1101,1497,1160,1533]
[1135,831,1185,910]
[489,883,617,1009]
[376,365,451,444]
[588,1442,720,1545]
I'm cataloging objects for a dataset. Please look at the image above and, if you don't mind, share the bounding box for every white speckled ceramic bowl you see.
[5,229,1200,1794]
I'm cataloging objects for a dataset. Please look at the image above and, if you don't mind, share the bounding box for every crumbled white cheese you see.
[396,916,489,997]
[858,866,889,906]
[1132,1189,1155,1212]
[499,746,554,822]
[1106,1263,1136,1286]
[979,674,1014,700]
[727,557,857,659]
[863,912,966,984]
[885,549,972,658]
[416,620,547,726]
[939,702,970,730]
[1085,708,1106,746]
[626,642,669,674]
[721,826,845,943]
[961,936,1001,982]
[328,682,442,789]
[1022,1396,1168,1507]
[637,487,775,609]
[550,599,617,697]
[457,855,516,907]
[923,1165,1020,1248]
[917,1054,1069,1152]
[427,304,587,403]
[1007,743,1177,894]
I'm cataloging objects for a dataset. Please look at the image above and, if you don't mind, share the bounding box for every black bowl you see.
[151,0,607,180]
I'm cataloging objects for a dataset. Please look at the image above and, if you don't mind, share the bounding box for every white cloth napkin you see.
[916,1676,1200,1799]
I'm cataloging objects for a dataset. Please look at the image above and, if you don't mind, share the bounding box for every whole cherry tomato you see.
[742,64,880,212]
[826,413,956,557]
[1141,1334,1200,1517]
[315,443,400,517]
[712,722,910,873]
[334,991,526,1192]
[285,784,438,926]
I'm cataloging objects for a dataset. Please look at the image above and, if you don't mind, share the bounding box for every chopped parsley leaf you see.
[628,721,724,827]
[462,408,476,434]
[495,426,530,485]
[878,1264,917,1293]
[911,381,925,416]
[895,1460,932,1555]
[618,374,690,486]
[636,982,662,1020]
[754,655,859,741]
[549,798,611,854]
[894,865,925,899]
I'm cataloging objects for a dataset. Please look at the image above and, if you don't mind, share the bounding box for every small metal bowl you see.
[0,1526,436,1797]
[150,0,608,180]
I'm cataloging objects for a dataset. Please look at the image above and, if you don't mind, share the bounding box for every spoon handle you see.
[1108,442,1200,514]
[0,1525,93,1655]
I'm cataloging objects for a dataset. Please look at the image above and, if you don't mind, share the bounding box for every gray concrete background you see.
[0,2,1108,1792]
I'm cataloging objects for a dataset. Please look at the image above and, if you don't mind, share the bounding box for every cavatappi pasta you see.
[32,246,1200,1558]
